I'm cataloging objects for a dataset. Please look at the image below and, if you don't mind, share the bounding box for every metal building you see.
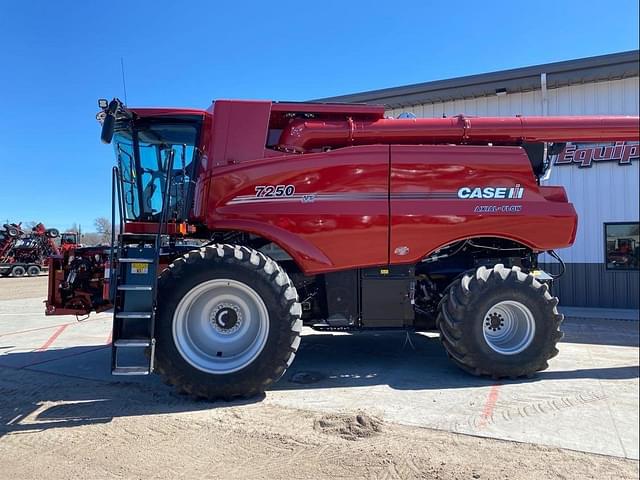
[320,50,640,309]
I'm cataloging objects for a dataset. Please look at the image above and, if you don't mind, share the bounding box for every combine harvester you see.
[44,98,639,400]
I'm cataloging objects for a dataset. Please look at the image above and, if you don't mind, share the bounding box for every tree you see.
[81,232,102,246]
[94,217,112,243]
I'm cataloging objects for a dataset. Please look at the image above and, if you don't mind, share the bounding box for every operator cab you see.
[99,99,203,225]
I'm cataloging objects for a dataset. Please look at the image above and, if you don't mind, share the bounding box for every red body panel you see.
[389,145,577,264]
[200,143,577,274]
[206,145,390,273]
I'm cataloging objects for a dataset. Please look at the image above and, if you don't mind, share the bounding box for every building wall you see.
[385,77,639,118]
[387,77,639,308]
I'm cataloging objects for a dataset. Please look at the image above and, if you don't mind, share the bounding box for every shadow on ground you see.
[0,316,637,439]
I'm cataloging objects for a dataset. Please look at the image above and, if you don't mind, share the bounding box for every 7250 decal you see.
[254,184,296,198]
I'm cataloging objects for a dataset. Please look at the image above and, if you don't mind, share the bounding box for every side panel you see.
[390,145,578,264]
[207,145,390,273]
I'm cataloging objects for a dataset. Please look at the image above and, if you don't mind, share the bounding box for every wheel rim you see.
[172,279,270,374]
[12,266,25,276]
[482,300,536,355]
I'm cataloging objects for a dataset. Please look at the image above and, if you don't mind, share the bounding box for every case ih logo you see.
[554,141,639,168]
[457,185,524,199]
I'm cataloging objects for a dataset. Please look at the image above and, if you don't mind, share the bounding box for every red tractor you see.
[45,98,639,400]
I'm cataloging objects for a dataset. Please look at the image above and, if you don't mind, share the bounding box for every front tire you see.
[438,264,563,378]
[154,244,302,400]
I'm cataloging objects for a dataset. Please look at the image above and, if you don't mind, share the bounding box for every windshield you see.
[113,120,200,222]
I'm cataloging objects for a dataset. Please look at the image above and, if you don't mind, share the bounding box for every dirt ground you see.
[0,276,638,479]
[1,367,636,480]
[0,274,48,301]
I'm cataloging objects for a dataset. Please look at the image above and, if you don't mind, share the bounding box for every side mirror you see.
[100,99,119,144]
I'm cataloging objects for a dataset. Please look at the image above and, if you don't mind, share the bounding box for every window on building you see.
[604,222,640,270]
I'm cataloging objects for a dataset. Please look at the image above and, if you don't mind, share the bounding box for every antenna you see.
[120,57,128,105]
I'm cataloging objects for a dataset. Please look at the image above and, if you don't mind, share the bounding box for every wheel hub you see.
[485,312,505,331]
[210,303,242,334]
[482,300,536,355]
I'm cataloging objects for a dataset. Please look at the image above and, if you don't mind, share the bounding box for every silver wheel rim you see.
[482,300,536,355]
[172,279,270,374]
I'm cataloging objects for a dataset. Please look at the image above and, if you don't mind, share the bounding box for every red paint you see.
[271,101,384,116]
[35,324,68,351]
[478,383,501,428]
[208,145,390,271]
[389,145,577,265]
[0,317,103,338]
[278,115,640,152]
[200,142,577,273]
[182,102,636,274]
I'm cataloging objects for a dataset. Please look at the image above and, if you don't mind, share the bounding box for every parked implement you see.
[46,98,640,399]
[1,223,75,277]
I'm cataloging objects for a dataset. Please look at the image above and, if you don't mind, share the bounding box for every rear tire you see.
[437,264,563,378]
[154,244,302,400]
[11,265,26,277]
[27,265,41,277]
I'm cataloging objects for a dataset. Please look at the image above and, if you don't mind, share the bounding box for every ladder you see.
[109,149,175,376]
[110,233,159,375]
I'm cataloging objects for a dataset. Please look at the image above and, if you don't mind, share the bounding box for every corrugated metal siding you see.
[544,263,639,309]
[387,77,639,308]
[386,77,639,118]
[547,150,639,263]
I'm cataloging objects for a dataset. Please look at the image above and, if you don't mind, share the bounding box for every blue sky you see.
[1,0,638,232]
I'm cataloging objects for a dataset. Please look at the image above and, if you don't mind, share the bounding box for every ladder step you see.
[118,258,154,263]
[117,285,153,291]
[112,366,150,376]
[114,339,151,348]
[115,312,152,319]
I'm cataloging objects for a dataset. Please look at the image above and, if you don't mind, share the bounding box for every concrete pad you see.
[560,306,640,321]
[0,296,638,460]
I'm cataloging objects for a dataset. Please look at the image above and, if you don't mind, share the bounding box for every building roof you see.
[316,50,640,108]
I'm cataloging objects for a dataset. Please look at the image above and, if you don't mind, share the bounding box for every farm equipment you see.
[1,223,76,277]
[0,223,23,261]
[45,98,639,399]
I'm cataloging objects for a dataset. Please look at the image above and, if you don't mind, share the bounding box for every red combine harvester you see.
[1,223,76,277]
[45,98,639,400]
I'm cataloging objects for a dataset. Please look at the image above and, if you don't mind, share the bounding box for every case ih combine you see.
[45,98,639,400]
[1,223,76,277]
